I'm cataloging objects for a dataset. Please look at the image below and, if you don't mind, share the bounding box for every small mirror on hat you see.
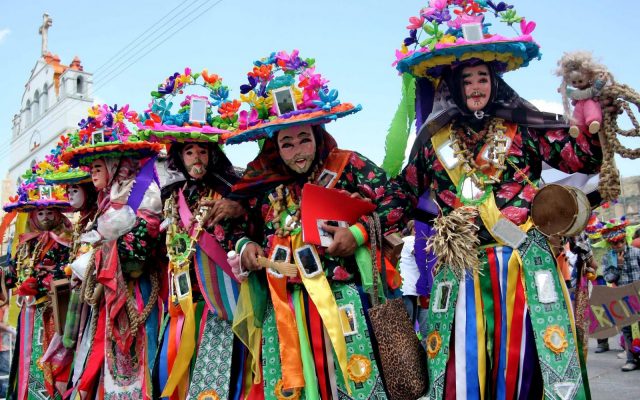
[462,23,484,42]
[39,185,53,200]
[189,95,209,124]
[272,87,297,116]
[91,129,105,145]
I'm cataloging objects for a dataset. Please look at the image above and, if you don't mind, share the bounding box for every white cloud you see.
[529,99,565,115]
[0,28,10,44]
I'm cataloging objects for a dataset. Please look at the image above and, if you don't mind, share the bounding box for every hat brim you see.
[224,103,361,145]
[138,123,229,144]
[3,200,71,213]
[61,141,164,167]
[396,37,540,79]
[43,171,91,185]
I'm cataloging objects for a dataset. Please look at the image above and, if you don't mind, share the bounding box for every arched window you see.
[41,84,49,113]
[77,76,84,95]
[32,90,40,120]
[25,100,32,126]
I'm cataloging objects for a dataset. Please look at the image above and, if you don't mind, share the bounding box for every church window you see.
[77,76,84,94]
[25,100,32,125]
[32,90,40,120]
[41,84,49,112]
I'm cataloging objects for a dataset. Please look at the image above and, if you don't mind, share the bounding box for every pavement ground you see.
[587,337,638,397]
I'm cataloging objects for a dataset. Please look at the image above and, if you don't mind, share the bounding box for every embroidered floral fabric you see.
[401,123,602,244]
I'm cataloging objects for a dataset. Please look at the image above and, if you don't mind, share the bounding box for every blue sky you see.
[0,0,639,177]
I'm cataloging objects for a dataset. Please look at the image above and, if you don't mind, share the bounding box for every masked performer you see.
[226,51,406,399]
[60,104,164,399]
[1,170,72,400]
[390,3,609,399]
[138,69,250,399]
[35,142,99,393]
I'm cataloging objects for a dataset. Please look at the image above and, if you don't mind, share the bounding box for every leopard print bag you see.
[367,215,428,400]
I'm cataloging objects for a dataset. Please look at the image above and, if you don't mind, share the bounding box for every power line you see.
[94,0,219,88]
[92,0,196,75]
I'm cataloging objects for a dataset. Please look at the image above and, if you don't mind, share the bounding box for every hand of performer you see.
[204,199,246,228]
[338,189,373,203]
[241,242,263,271]
[323,224,358,257]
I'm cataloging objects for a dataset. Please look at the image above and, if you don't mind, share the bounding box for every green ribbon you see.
[424,267,460,400]
[518,229,587,400]
[293,287,319,400]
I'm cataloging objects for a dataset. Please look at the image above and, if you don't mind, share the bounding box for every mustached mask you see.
[444,60,499,120]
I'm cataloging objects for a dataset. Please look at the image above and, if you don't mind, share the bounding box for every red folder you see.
[301,183,376,246]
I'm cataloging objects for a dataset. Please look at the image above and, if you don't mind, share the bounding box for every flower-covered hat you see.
[3,168,70,212]
[36,134,91,185]
[225,50,362,145]
[60,104,163,167]
[394,1,540,80]
[599,218,630,243]
[137,68,237,144]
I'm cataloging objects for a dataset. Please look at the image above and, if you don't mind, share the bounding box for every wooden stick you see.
[257,256,298,277]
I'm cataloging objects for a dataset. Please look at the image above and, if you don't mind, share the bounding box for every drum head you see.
[531,184,578,236]
[564,187,590,236]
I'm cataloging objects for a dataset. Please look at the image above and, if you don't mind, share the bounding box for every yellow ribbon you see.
[161,263,195,400]
[11,212,28,257]
[232,281,263,384]
[291,234,351,395]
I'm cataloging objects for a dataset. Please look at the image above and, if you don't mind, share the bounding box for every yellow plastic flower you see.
[36,162,54,174]
[291,86,303,105]
[440,34,457,44]
[28,189,39,201]
[87,105,100,118]
[400,43,409,55]
[176,73,193,86]
[53,186,67,201]
[114,111,125,124]
[240,91,273,109]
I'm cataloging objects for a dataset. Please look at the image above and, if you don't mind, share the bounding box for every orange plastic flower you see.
[218,100,241,119]
[202,70,220,85]
[248,65,273,81]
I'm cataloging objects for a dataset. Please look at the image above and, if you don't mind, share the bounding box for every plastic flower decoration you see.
[140,68,237,131]
[394,0,538,71]
[225,49,362,145]
[237,50,327,119]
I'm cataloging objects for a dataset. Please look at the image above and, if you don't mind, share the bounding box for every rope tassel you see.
[426,206,481,279]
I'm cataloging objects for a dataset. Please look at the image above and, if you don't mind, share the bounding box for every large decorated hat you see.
[394,1,540,79]
[599,218,631,243]
[60,104,163,167]
[3,167,70,212]
[225,50,362,145]
[137,68,237,144]
[35,134,91,185]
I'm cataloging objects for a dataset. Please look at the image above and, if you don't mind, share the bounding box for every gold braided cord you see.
[597,83,640,201]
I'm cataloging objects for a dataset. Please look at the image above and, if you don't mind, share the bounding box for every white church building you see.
[3,13,94,200]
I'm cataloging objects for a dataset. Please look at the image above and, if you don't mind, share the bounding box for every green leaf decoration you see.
[381,73,416,177]
[151,91,162,99]
[500,9,522,25]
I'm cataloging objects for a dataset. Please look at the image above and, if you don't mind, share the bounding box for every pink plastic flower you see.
[448,13,483,29]
[407,16,425,30]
